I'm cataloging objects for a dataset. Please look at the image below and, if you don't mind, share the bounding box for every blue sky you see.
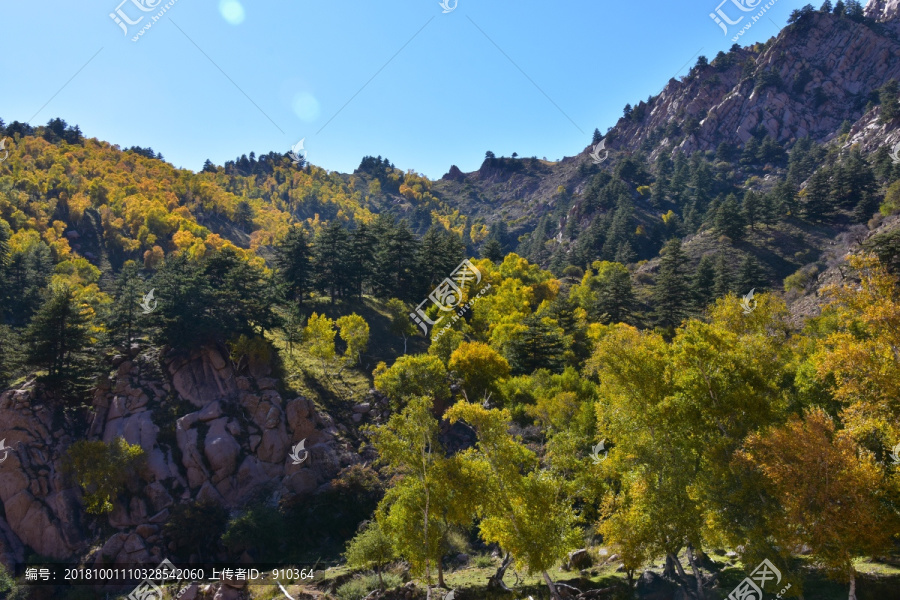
[2,0,818,179]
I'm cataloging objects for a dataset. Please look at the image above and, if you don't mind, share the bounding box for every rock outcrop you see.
[0,344,358,570]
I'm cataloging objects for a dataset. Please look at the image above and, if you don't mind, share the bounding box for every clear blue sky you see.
[2,0,819,179]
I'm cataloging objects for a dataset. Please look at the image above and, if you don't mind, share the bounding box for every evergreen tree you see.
[481,239,504,263]
[736,254,765,293]
[801,167,834,221]
[0,325,21,389]
[594,262,636,325]
[592,128,602,145]
[820,0,832,12]
[692,255,716,310]
[653,238,691,328]
[742,190,765,231]
[313,221,351,303]
[714,194,746,240]
[275,226,311,307]
[202,159,217,173]
[108,262,144,347]
[26,286,90,383]
[6,242,54,326]
[879,80,899,124]
[0,219,10,321]
[347,223,377,298]
[504,314,567,375]
[834,0,845,15]
[713,252,733,298]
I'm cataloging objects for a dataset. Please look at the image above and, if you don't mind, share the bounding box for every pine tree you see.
[592,128,602,145]
[800,167,834,221]
[481,239,504,263]
[505,314,567,375]
[653,238,691,328]
[108,262,144,347]
[742,190,765,231]
[714,194,746,240]
[347,223,377,298]
[692,255,716,310]
[736,254,765,293]
[26,286,90,383]
[713,252,733,298]
[313,221,351,303]
[879,80,899,124]
[820,0,832,12]
[834,0,845,15]
[275,226,311,307]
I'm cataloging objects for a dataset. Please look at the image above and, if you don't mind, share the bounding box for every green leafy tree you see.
[448,341,511,402]
[337,314,370,365]
[345,521,396,589]
[374,354,449,409]
[385,298,418,354]
[63,437,145,514]
[304,312,336,372]
[446,402,581,600]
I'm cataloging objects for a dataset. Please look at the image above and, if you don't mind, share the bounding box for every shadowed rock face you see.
[0,345,358,569]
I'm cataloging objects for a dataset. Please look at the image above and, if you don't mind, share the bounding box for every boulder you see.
[566,548,593,571]
[204,419,241,482]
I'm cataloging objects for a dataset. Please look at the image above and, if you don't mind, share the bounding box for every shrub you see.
[336,573,402,600]
[222,504,285,561]
[63,437,145,514]
[163,500,229,561]
[473,554,495,568]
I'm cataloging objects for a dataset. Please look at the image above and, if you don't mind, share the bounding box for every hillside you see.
[2,3,900,600]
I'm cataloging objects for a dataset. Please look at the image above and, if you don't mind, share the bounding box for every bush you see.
[63,437,145,515]
[222,503,285,561]
[163,500,229,561]
[473,554,495,568]
[336,573,402,600]
[783,265,820,293]
[0,563,26,600]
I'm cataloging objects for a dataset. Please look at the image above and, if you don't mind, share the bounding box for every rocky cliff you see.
[0,344,362,569]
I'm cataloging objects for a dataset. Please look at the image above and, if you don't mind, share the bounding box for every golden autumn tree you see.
[740,408,897,600]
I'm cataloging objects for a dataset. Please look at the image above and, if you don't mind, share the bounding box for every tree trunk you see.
[377,567,384,590]
[667,552,698,600]
[438,560,445,589]
[848,572,857,600]
[487,553,512,591]
[686,544,706,600]
[543,570,563,600]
